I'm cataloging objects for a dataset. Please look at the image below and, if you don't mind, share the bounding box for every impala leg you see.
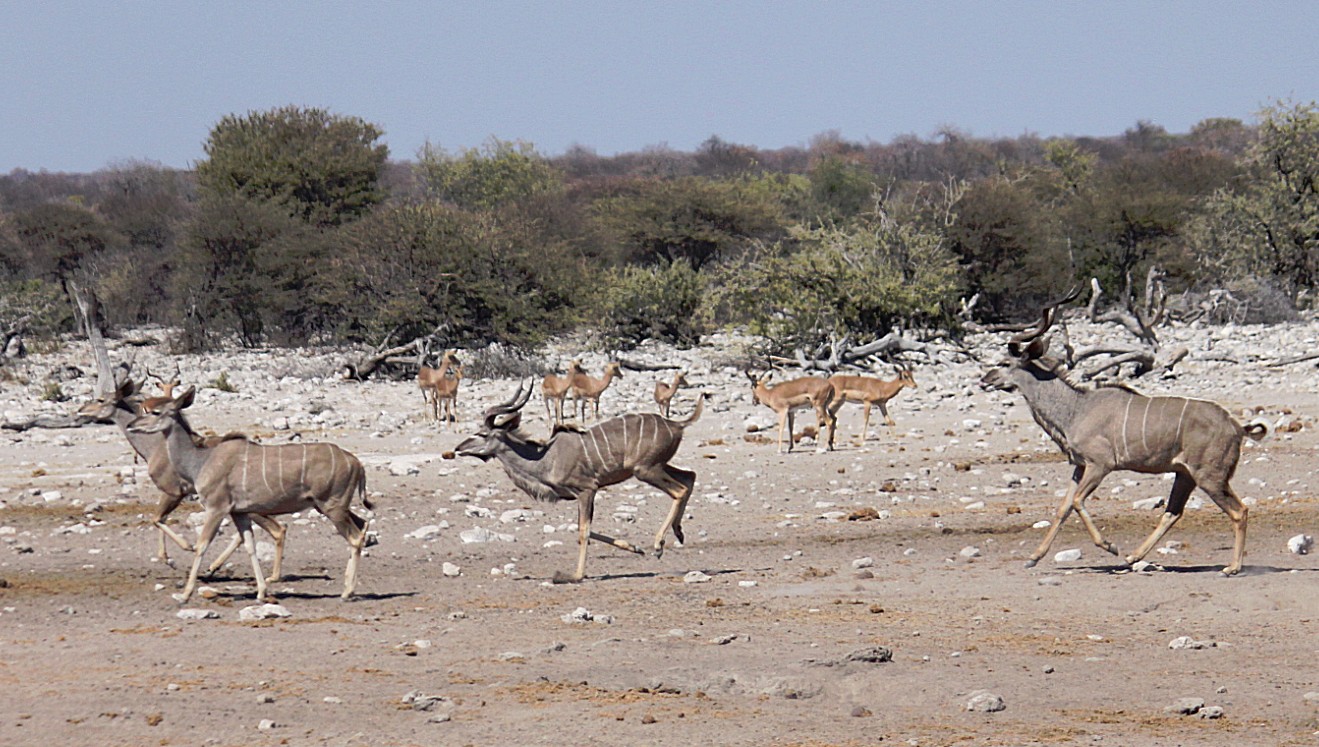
[861,403,873,442]
[180,510,227,604]
[880,401,895,427]
[817,404,836,453]
[232,514,269,601]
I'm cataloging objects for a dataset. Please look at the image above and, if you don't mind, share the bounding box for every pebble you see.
[1288,534,1313,555]
[965,690,1005,712]
[1168,636,1216,650]
[851,557,874,569]
[959,546,980,558]
[683,570,712,583]
[1165,697,1205,715]
[176,608,219,621]
[1054,548,1082,563]
[442,562,461,577]
[238,603,292,621]
[257,719,276,731]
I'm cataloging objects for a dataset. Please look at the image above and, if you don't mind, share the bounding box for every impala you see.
[569,361,624,421]
[653,370,688,417]
[417,347,461,423]
[541,360,583,425]
[827,366,917,441]
[745,371,836,453]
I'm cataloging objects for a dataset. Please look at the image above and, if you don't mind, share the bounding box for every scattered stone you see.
[1053,548,1082,563]
[1165,697,1205,715]
[683,570,712,584]
[844,646,893,664]
[238,603,292,621]
[1131,560,1159,572]
[176,608,219,621]
[388,460,420,476]
[1037,576,1063,587]
[459,527,513,543]
[851,705,872,717]
[257,719,276,731]
[442,562,461,577]
[965,690,1005,712]
[1168,636,1216,650]
[1132,496,1165,511]
[257,694,274,704]
[408,525,446,540]
[1288,534,1313,555]
[1301,691,1319,705]
[323,696,342,704]
[1199,705,1225,719]
[847,507,881,521]
[959,546,981,559]
[561,607,613,625]
[851,557,875,569]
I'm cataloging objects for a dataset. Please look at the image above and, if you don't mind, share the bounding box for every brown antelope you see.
[569,361,624,421]
[417,346,461,423]
[127,387,373,602]
[142,362,182,412]
[78,377,288,575]
[541,360,583,425]
[457,382,703,582]
[827,366,917,441]
[745,371,837,453]
[980,290,1267,575]
[653,370,688,417]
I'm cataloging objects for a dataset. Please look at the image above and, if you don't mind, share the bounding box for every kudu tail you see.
[1243,420,1270,442]
[357,468,375,512]
[674,392,706,426]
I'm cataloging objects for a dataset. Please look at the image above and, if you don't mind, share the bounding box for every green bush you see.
[593,260,709,350]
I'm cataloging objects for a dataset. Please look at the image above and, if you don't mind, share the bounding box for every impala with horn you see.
[979,288,1267,575]
[457,382,703,582]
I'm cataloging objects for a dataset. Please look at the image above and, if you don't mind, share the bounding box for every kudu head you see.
[456,381,535,461]
[127,386,196,435]
[78,375,144,421]
[979,287,1079,393]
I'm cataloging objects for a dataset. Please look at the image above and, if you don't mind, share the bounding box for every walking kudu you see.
[78,377,288,574]
[128,387,374,602]
[457,382,703,582]
[980,290,1267,575]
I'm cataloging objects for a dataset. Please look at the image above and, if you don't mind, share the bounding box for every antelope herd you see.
[73,295,1278,603]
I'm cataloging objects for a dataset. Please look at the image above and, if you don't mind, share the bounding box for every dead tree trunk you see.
[67,280,115,395]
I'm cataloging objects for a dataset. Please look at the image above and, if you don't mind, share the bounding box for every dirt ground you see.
[1,325,1317,747]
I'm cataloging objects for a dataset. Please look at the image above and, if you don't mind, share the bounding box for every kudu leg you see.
[153,490,193,566]
[205,515,287,582]
[566,491,643,582]
[639,464,696,558]
[231,514,271,602]
[1025,466,1112,567]
[1124,472,1196,568]
[179,510,227,604]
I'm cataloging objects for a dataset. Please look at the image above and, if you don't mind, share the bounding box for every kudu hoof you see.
[1102,543,1120,557]
[551,571,583,585]
[1023,558,1039,569]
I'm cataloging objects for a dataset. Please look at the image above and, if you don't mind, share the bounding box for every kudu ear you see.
[174,386,197,410]
[1023,336,1049,360]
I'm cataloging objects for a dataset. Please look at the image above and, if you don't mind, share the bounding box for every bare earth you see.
[1,324,1317,747]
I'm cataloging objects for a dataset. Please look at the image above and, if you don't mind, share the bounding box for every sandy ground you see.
[1,324,1317,747]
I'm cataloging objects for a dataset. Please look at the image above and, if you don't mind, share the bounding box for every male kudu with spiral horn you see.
[457,382,703,582]
[980,289,1267,575]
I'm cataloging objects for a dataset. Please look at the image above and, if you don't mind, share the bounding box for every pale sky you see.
[2,1,1316,174]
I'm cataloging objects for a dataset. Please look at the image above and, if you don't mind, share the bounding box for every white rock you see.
[459,527,514,544]
[1132,497,1165,511]
[852,557,874,569]
[683,570,712,584]
[500,508,536,523]
[176,608,219,621]
[441,562,461,577]
[388,460,420,477]
[1287,534,1313,555]
[408,525,444,541]
[239,603,292,621]
[959,546,981,558]
[257,718,276,731]
[963,501,986,511]
[965,690,1005,712]
[1054,548,1082,563]
[1169,636,1216,650]
[1032,520,1051,529]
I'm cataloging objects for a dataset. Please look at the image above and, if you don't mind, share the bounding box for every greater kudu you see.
[128,387,373,602]
[78,378,288,574]
[457,382,703,582]
[980,291,1267,575]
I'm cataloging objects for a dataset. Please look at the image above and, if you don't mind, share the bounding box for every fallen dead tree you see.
[340,324,447,381]
[773,330,932,372]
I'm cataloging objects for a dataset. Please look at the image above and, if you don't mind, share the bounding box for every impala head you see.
[456,382,534,461]
[897,366,918,389]
[744,370,771,404]
[78,376,143,421]
[674,371,689,387]
[127,386,196,435]
[979,287,1079,392]
[604,361,623,377]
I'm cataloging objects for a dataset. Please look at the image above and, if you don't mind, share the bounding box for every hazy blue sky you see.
[2,1,1316,173]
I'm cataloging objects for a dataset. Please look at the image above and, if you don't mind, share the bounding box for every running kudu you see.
[980,289,1267,575]
[457,382,703,582]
